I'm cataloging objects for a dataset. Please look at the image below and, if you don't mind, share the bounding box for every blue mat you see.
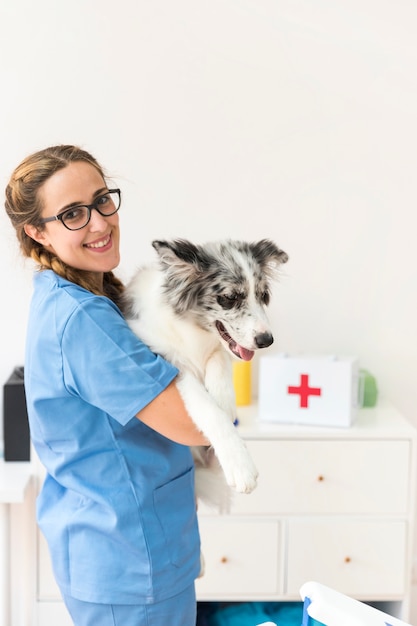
[198,601,308,625]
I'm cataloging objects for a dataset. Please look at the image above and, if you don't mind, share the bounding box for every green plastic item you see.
[360,369,378,407]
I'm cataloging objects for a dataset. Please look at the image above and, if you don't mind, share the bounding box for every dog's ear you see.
[152,239,211,274]
[250,239,289,277]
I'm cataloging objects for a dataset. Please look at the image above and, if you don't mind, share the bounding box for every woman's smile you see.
[84,233,113,250]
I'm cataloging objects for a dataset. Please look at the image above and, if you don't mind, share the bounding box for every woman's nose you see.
[88,208,109,230]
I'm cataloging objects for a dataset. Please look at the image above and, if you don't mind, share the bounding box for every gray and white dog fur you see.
[125,238,288,510]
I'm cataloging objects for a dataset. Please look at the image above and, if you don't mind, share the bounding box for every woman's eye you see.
[63,207,84,222]
[97,194,110,206]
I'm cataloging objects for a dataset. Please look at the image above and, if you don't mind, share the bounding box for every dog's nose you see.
[255,332,274,348]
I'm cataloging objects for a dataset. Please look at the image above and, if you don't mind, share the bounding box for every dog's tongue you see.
[236,345,255,361]
[216,321,255,361]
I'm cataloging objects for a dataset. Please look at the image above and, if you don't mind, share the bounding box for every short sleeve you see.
[61,297,178,425]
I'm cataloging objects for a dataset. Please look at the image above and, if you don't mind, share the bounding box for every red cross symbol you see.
[288,373,321,408]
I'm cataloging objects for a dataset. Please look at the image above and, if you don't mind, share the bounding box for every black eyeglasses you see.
[38,189,121,231]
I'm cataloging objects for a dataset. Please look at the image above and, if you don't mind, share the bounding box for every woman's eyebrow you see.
[58,187,109,213]
[92,186,109,199]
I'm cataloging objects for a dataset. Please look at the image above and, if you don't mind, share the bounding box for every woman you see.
[5,145,208,626]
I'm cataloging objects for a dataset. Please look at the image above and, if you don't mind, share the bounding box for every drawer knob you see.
[344,556,351,563]
[220,556,228,564]
[317,475,325,482]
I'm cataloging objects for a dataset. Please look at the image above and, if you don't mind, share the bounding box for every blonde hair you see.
[5,145,125,310]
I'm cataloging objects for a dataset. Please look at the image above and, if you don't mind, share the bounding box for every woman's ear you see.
[24,224,50,246]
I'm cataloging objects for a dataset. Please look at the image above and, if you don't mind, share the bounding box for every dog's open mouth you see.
[215,321,255,361]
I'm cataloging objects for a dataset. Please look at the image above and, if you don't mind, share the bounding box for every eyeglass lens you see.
[62,190,120,230]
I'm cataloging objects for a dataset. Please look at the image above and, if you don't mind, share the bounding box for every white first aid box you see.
[258,354,360,428]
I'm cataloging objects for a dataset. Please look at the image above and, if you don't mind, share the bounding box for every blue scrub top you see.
[24,270,201,604]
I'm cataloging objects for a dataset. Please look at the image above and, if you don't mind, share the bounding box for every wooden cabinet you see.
[286,519,407,597]
[29,402,416,623]
[197,519,281,596]
[195,402,417,621]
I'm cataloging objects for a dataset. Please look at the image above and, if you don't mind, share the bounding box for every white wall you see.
[1,0,417,615]
[3,0,416,427]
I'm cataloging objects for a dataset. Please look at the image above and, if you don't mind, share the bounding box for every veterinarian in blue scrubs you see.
[5,145,208,626]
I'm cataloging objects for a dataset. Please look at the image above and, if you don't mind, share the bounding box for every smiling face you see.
[24,161,120,281]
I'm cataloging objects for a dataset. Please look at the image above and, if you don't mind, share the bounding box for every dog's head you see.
[152,238,288,361]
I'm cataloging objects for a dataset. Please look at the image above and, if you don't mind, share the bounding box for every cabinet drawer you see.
[196,519,281,597]
[230,440,410,515]
[286,519,407,598]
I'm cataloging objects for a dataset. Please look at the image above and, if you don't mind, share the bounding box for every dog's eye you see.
[261,291,270,305]
[217,294,239,310]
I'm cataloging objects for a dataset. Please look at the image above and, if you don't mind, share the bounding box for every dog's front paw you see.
[229,462,258,494]
[220,442,259,494]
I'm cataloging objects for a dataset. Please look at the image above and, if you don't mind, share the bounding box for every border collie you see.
[125,239,288,509]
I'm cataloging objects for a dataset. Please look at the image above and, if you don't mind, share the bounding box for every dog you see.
[125,238,288,510]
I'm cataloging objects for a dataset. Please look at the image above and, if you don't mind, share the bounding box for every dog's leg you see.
[203,349,237,421]
[176,371,258,494]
